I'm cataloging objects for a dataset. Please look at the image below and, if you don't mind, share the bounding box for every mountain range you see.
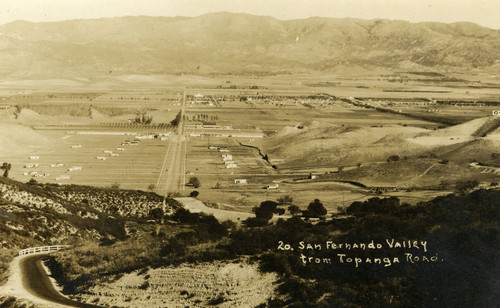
[0,12,499,78]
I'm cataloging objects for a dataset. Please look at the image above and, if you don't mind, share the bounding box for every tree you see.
[170,110,182,127]
[190,190,199,197]
[252,200,279,221]
[387,155,400,162]
[288,205,302,216]
[110,182,120,190]
[305,199,327,218]
[277,195,293,205]
[188,177,201,188]
[147,184,156,192]
[1,162,11,178]
[150,208,164,222]
[456,179,479,195]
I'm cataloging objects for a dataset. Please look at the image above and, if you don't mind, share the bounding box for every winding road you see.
[1,253,100,308]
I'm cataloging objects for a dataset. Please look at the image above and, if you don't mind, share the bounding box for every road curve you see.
[19,254,100,308]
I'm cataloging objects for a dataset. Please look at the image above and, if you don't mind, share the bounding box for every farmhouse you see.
[234,179,247,184]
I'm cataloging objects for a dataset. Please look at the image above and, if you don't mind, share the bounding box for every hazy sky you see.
[1,0,499,29]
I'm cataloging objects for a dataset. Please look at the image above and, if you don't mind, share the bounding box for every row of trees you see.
[246,196,327,226]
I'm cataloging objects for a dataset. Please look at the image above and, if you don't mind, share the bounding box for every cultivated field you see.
[1,75,499,215]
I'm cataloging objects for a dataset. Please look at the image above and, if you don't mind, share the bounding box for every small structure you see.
[96,157,107,160]
[104,150,113,154]
[29,156,40,160]
[222,155,233,161]
[71,145,82,148]
[116,147,125,151]
[226,163,237,169]
[68,166,82,172]
[266,184,279,190]
[234,179,247,184]
[110,153,119,157]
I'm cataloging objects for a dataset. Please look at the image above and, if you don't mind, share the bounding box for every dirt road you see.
[156,89,187,194]
[175,197,254,222]
[0,254,100,308]
[18,254,100,307]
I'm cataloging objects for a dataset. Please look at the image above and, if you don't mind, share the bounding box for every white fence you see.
[18,245,70,257]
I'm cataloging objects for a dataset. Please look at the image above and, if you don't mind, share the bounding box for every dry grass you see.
[0,249,17,286]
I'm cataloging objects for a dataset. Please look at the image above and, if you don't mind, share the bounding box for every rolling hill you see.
[0,13,499,78]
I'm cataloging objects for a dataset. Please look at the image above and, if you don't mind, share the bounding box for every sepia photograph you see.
[0,0,499,307]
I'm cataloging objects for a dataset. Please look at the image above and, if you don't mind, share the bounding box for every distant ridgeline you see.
[0,13,498,77]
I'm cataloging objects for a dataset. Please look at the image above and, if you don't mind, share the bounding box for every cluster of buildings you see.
[208,146,238,169]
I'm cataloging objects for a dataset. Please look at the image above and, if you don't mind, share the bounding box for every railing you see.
[18,245,70,257]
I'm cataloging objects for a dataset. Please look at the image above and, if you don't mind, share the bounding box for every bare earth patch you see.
[74,260,278,308]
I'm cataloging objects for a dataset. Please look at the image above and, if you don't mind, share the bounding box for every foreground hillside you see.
[0,13,499,77]
[1,170,497,307]
[0,176,179,286]
[41,188,500,308]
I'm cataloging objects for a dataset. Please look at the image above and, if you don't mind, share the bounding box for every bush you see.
[304,199,327,217]
[188,177,201,188]
[387,155,400,162]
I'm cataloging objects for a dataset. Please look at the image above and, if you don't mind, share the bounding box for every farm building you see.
[71,145,82,148]
[29,156,39,160]
[222,155,233,161]
[266,184,279,190]
[110,153,119,157]
[136,134,154,139]
[24,164,39,168]
[116,148,125,151]
[50,163,64,167]
[96,157,107,160]
[226,163,237,169]
[234,179,247,184]
[104,150,113,154]
[68,166,82,172]
[56,175,70,181]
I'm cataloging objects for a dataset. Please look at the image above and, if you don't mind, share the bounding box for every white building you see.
[234,179,247,184]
